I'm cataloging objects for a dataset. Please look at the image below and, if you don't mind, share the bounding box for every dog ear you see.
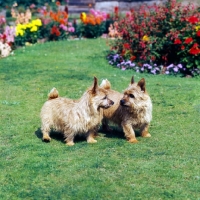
[137,78,146,92]
[131,76,134,84]
[92,76,98,94]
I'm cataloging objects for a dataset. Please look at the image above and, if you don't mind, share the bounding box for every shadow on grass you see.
[99,126,141,139]
[34,128,93,144]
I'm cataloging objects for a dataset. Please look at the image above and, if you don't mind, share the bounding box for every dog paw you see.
[87,139,97,144]
[142,133,151,138]
[43,135,51,142]
[66,141,75,146]
[128,139,138,143]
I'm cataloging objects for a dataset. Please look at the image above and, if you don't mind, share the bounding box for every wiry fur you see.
[40,77,114,146]
[100,77,152,143]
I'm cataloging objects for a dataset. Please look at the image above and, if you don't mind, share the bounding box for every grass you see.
[0,38,200,200]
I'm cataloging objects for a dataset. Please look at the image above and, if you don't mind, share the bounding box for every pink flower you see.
[4,26,15,43]
[30,4,36,9]
[68,27,75,33]
[59,24,68,31]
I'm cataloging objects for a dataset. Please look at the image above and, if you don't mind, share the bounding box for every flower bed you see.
[106,0,200,76]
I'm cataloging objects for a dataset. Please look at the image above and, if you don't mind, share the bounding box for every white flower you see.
[0,42,12,58]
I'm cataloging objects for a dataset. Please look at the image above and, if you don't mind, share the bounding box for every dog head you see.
[91,77,114,109]
[120,76,148,108]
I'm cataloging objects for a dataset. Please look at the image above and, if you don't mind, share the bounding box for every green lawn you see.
[0,38,200,199]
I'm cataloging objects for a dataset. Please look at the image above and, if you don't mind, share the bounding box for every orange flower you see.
[56,1,61,6]
[87,15,96,25]
[59,19,65,24]
[95,17,101,25]
[130,55,136,61]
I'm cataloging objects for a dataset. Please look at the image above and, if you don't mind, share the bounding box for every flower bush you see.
[14,19,42,46]
[38,3,75,41]
[107,0,200,76]
[79,9,107,38]
[0,15,13,58]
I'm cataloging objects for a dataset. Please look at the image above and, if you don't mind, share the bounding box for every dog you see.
[100,76,152,143]
[40,77,114,146]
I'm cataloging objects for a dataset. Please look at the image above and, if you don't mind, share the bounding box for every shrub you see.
[0,15,13,57]
[78,9,107,38]
[38,3,75,41]
[107,0,200,76]
[14,19,42,46]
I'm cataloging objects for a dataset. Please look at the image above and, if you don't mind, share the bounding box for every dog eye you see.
[129,94,135,98]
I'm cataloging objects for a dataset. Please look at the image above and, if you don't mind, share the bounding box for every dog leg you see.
[64,133,75,146]
[41,127,51,142]
[122,123,138,143]
[140,124,151,138]
[87,131,97,144]
[102,118,112,132]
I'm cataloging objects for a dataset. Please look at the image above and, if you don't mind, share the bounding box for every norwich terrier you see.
[100,76,152,143]
[40,77,114,146]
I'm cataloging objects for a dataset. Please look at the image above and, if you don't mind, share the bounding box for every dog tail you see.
[100,79,111,90]
[48,87,59,100]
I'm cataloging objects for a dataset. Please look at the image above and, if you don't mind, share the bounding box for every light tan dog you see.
[40,77,114,146]
[100,76,152,143]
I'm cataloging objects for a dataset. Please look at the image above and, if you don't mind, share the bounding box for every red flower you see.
[51,25,60,36]
[189,43,200,55]
[196,30,200,37]
[130,55,136,61]
[151,55,156,61]
[64,6,68,14]
[114,7,119,14]
[0,34,6,40]
[184,37,193,44]
[181,45,185,50]
[188,16,199,24]
[123,43,130,49]
[174,38,182,44]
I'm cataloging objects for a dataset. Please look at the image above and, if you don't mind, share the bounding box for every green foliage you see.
[0,0,66,7]
[0,39,200,199]
[78,22,106,38]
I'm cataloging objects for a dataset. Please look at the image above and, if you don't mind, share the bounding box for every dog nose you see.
[120,99,125,105]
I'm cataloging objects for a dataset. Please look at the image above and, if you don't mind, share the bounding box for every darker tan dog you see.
[40,77,114,146]
[100,77,152,143]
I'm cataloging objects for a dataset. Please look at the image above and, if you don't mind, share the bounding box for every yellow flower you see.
[15,25,25,36]
[195,22,200,31]
[26,23,32,28]
[21,24,27,30]
[80,12,87,22]
[15,29,24,36]
[30,26,38,32]
[142,35,149,42]
[32,19,42,26]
